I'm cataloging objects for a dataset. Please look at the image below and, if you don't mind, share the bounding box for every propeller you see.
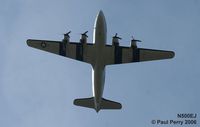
[63,31,71,37]
[113,33,122,40]
[81,31,88,37]
[131,36,141,42]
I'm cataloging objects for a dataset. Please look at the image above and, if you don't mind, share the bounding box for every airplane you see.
[27,10,175,112]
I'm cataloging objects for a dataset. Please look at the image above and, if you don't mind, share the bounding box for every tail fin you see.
[101,98,122,109]
[74,97,122,110]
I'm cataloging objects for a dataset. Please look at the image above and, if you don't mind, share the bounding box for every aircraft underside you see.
[27,10,175,112]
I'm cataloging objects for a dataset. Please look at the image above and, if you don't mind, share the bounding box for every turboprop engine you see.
[63,31,71,43]
[80,31,88,44]
[112,33,121,46]
[130,36,141,49]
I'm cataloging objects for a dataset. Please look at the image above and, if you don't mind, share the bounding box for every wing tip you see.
[170,51,175,58]
[26,39,32,47]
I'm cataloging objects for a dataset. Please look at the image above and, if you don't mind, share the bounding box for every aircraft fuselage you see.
[92,11,107,112]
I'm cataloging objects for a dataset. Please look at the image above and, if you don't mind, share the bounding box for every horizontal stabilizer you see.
[101,98,122,109]
[74,97,94,109]
[73,97,122,111]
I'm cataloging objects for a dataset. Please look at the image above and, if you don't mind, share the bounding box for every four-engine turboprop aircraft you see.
[27,10,175,112]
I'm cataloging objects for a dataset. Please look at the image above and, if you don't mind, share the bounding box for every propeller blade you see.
[64,31,71,36]
[84,31,88,34]
[131,36,141,42]
[81,31,88,37]
[113,33,122,40]
[66,31,71,34]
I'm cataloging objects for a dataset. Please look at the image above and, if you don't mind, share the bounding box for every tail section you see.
[101,98,122,109]
[73,97,122,111]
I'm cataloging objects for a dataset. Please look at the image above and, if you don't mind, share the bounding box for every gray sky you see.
[0,0,200,127]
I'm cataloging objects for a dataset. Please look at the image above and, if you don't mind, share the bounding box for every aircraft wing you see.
[104,45,175,65]
[27,39,95,64]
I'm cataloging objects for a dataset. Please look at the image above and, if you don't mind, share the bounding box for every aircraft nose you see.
[94,10,106,30]
[93,10,107,43]
[98,10,104,17]
[96,10,105,21]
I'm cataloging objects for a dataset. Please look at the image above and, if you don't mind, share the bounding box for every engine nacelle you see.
[130,36,141,49]
[131,39,137,49]
[62,31,71,43]
[80,34,87,44]
[112,37,119,46]
[63,36,70,43]
[112,33,121,46]
[80,31,88,44]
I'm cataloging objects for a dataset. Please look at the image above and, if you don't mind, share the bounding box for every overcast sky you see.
[0,0,200,127]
